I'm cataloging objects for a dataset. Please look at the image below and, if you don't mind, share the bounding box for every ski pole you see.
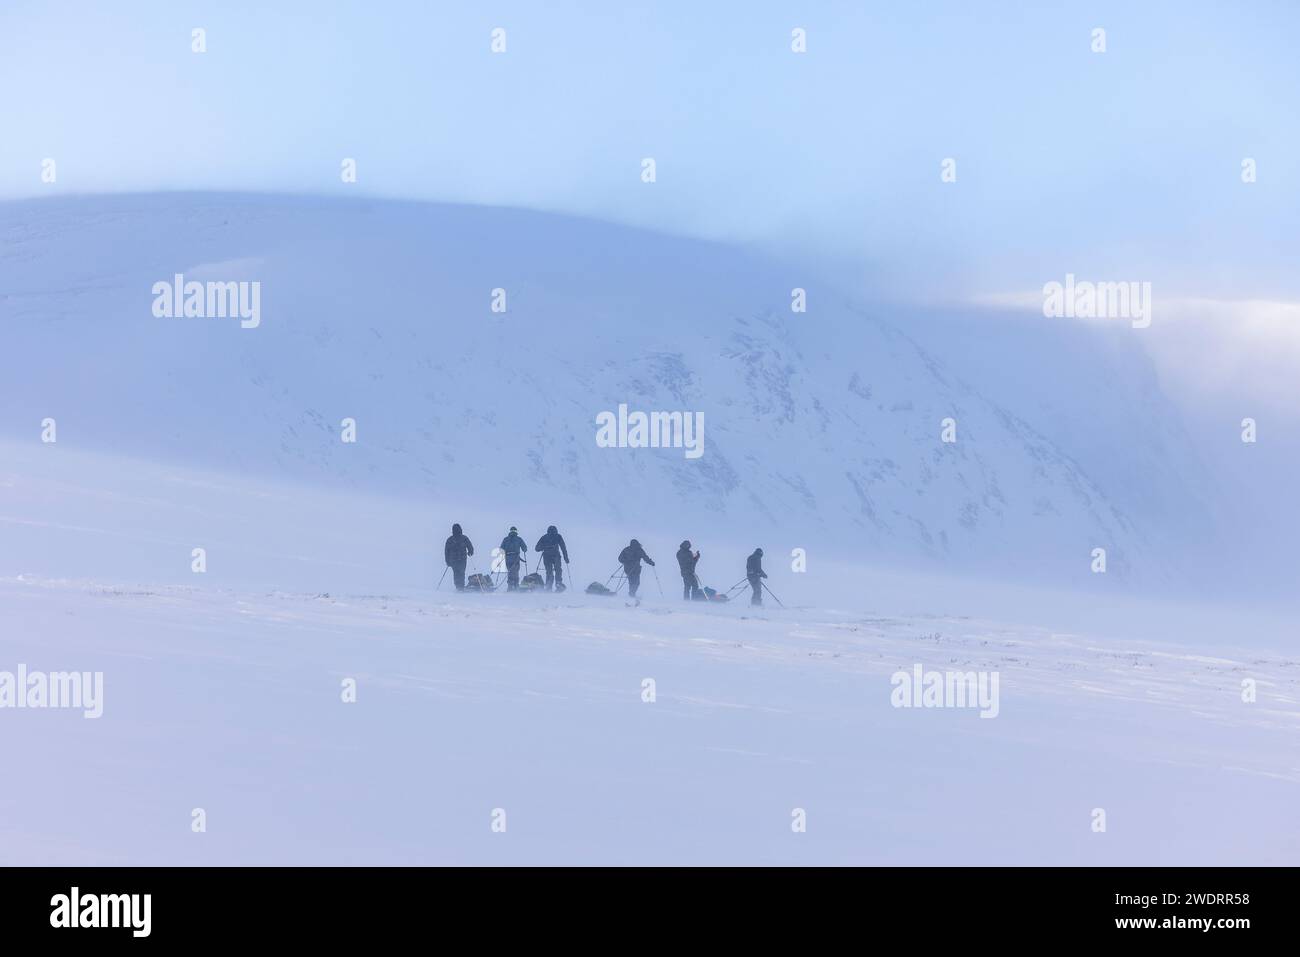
[761,580,786,609]
[652,565,663,597]
[436,566,449,591]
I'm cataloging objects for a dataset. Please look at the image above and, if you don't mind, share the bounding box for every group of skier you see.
[443,523,570,592]
[442,524,771,605]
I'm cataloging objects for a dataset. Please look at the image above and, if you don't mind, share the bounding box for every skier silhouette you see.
[500,527,528,591]
[745,548,767,606]
[676,540,701,600]
[534,525,570,592]
[617,539,655,599]
[444,523,474,591]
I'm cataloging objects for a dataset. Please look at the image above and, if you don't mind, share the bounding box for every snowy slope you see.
[0,193,1223,586]
[4,573,1297,866]
[7,192,1288,865]
[1,443,1296,865]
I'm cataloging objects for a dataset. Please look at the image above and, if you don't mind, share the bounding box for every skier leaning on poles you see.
[617,539,655,599]
[746,548,767,606]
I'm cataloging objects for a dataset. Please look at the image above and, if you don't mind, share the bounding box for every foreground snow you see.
[3,573,1296,866]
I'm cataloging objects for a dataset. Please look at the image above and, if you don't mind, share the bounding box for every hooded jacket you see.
[676,542,700,577]
[534,526,569,562]
[746,549,767,579]
[618,540,654,569]
[444,524,474,566]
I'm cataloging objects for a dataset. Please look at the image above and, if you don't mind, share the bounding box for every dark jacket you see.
[535,528,569,562]
[445,529,474,566]
[746,550,767,579]
[676,545,699,577]
[500,532,527,557]
[618,542,654,569]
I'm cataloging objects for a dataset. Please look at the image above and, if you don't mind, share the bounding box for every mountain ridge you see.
[1,192,1220,586]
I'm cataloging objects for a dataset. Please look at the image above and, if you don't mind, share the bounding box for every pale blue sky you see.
[2,0,1297,300]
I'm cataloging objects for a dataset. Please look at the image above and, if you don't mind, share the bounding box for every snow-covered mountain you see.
[1,193,1219,585]
[2,193,1294,869]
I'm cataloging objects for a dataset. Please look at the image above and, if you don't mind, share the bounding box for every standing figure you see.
[676,540,701,600]
[534,525,570,592]
[444,523,474,591]
[617,539,655,599]
[746,547,767,606]
[500,526,528,591]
